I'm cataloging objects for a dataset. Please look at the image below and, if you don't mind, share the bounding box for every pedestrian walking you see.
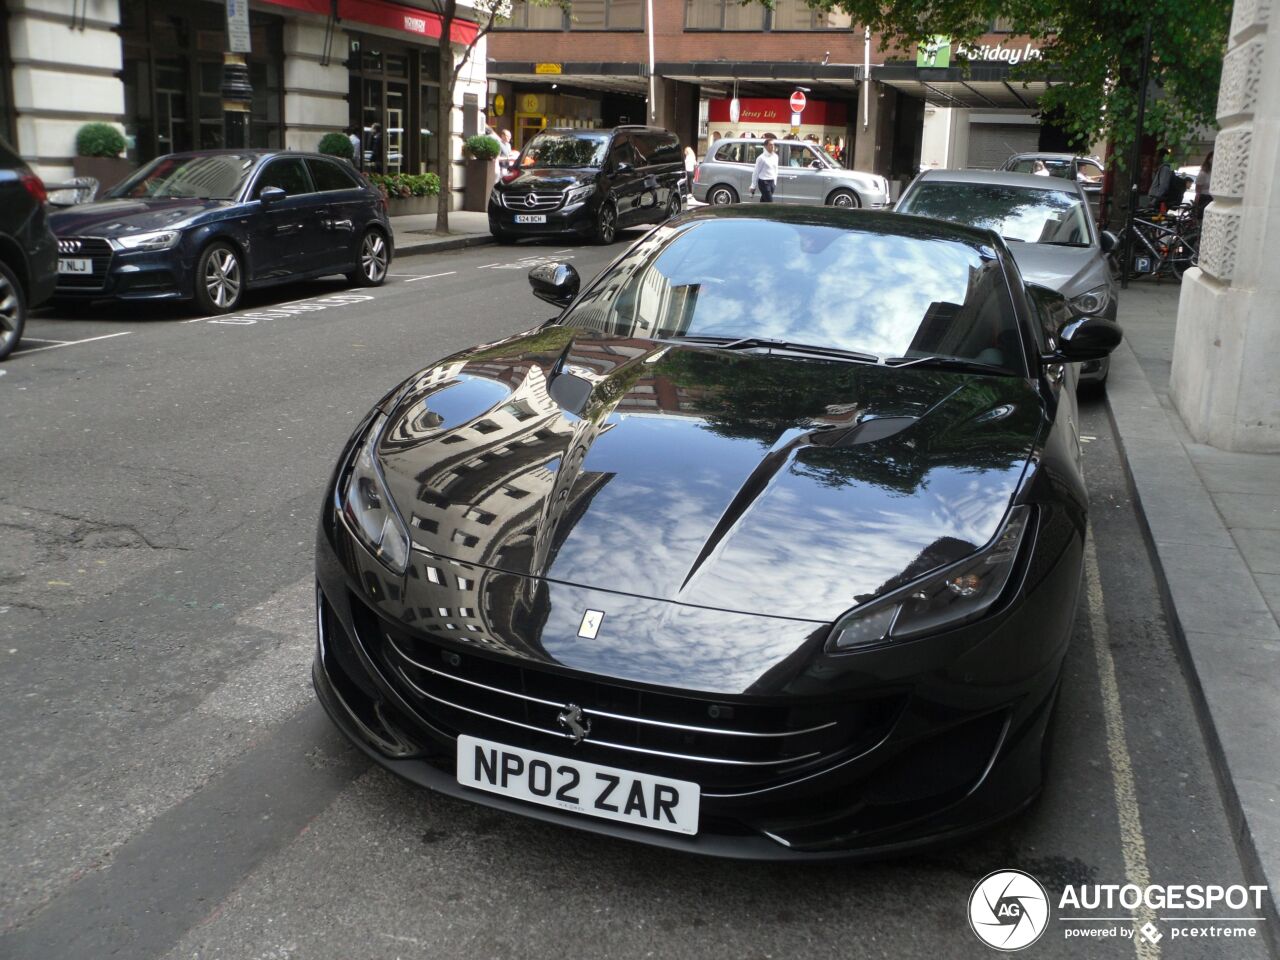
[750,137,779,202]
[1195,149,1214,220]
[346,127,362,169]
[369,122,385,174]
[683,146,696,177]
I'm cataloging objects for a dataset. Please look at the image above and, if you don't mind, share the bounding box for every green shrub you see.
[366,172,440,199]
[318,132,354,160]
[76,123,126,158]
[465,134,501,161]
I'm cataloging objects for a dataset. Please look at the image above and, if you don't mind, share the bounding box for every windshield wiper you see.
[885,355,1013,375]
[666,335,879,364]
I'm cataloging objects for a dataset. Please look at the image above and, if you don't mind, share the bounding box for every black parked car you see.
[47,150,392,315]
[489,126,685,245]
[0,138,58,360]
[314,206,1121,859]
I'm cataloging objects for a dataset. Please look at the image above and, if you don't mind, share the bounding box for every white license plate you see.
[58,258,92,274]
[513,214,546,224]
[457,734,700,835]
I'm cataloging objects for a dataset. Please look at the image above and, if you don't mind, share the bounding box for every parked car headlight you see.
[338,413,410,574]
[1070,285,1112,315]
[110,230,182,252]
[565,184,595,206]
[827,506,1033,651]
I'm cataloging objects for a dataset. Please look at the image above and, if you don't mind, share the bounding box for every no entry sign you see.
[789,90,807,113]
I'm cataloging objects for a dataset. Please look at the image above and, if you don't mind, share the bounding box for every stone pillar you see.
[1170,0,1280,451]
[853,80,883,174]
[282,21,351,153]
[7,0,125,181]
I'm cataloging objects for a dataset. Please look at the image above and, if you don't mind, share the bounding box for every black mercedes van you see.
[488,126,685,244]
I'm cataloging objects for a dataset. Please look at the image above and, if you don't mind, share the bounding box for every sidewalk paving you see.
[389,209,494,258]
[1109,280,1280,937]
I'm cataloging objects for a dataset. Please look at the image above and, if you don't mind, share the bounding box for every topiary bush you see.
[318,132,354,160]
[464,134,501,161]
[76,123,126,158]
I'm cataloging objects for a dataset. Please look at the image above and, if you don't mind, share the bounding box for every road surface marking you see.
[403,271,457,282]
[15,331,131,354]
[1085,528,1160,960]
[21,337,70,345]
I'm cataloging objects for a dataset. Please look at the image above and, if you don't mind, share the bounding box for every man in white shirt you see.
[750,139,779,202]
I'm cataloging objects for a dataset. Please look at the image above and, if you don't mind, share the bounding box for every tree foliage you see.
[813,0,1232,164]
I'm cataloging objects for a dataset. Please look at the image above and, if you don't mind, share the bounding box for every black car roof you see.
[147,148,332,161]
[680,204,1004,250]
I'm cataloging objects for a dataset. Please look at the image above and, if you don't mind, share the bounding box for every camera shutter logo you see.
[968,870,1049,951]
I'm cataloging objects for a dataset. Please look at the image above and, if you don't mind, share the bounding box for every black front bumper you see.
[53,239,192,302]
[312,504,1083,860]
[488,197,596,239]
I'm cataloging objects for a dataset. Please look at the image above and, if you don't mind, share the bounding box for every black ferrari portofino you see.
[314,206,1121,858]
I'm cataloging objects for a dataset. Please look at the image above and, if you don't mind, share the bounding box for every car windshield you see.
[105,154,258,200]
[561,217,1024,373]
[518,131,611,169]
[898,182,1093,246]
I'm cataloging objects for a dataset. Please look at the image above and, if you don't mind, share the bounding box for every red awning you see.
[263,0,479,46]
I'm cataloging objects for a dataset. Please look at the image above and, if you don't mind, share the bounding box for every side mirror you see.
[1045,316,1124,363]
[1099,230,1119,254]
[613,161,633,177]
[528,261,580,308]
[259,186,286,205]
[810,160,824,170]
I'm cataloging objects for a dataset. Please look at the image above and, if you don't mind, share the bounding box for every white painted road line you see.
[16,331,131,354]
[403,271,457,282]
[21,337,70,345]
[1085,529,1160,960]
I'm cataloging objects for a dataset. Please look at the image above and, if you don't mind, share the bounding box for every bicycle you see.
[1111,204,1199,281]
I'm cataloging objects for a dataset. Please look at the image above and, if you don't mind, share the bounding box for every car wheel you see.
[709,185,738,205]
[347,228,389,287]
[595,201,618,245]
[0,261,27,361]
[666,191,682,220]
[194,242,244,315]
[828,189,861,208]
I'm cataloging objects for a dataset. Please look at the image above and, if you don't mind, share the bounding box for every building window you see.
[988,16,1017,32]
[498,0,568,29]
[569,0,644,29]
[769,0,852,29]
[685,0,767,29]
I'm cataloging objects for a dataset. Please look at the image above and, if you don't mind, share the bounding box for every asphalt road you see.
[0,235,1269,960]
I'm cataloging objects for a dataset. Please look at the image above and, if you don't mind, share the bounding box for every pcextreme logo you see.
[969,870,1050,951]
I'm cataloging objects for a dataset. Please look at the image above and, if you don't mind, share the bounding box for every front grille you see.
[54,237,112,290]
[501,190,565,211]
[351,596,900,793]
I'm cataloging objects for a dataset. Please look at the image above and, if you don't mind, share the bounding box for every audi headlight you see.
[110,230,182,252]
[565,184,596,206]
[338,413,410,574]
[1069,285,1111,316]
[828,506,1033,652]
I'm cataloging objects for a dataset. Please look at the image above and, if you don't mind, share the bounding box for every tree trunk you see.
[435,2,456,234]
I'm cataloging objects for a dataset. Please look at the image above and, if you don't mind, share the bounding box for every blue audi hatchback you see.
[47,149,392,314]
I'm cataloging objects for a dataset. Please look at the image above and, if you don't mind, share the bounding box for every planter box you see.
[72,156,135,193]
[385,195,438,216]
[463,158,496,213]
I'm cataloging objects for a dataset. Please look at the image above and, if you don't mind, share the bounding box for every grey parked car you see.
[692,138,889,208]
[896,168,1119,389]
[1000,151,1105,219]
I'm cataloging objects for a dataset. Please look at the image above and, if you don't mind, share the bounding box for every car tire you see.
[193,241,244,315]
[827,189,861,208]
[666,190,682,220]
[595,201,618,245]
[347,228,390,287]
[0,260,27,361]
[708,185,738,205]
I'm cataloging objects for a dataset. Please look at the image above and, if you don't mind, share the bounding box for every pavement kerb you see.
[1106,335,1280,952]
[392,233,495,258]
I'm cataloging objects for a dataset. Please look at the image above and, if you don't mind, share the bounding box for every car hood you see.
[47,198,233,237]
[376,329,1044,625]
[1007,242,1107,297]
[500,168,598,192]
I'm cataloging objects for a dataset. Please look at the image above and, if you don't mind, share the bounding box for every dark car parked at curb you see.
[488,126,685,245]
[314,205,1122,859]
[0,138,58,360]
[47,149,392,315]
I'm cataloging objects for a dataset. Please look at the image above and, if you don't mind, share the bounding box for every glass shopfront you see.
[348,37,441,175]
[120,0,284,164]
[0,8,14,146]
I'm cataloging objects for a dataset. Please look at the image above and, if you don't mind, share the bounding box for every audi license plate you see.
[513,214,546,224]
[57,258,92,275]
[456,734,700,835]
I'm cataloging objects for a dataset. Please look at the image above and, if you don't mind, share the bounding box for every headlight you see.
[338,413,410,574]
[827,506,1033,652]
[110,230,182,252]
[565,184,595,206]
[1070,285,1112,315]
